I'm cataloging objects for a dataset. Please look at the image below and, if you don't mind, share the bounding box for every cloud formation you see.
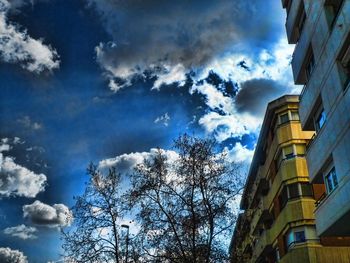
[225,142,254,164]
[3,224,37,240]
[235,78,289,117]
[99,148,178,174]
[154,113,170,127]
[0,0,60,73]
[0,247,28,263]
[17,116,43,131]
[23,200,73,228]
[0,139,47,198]
[88,0,284,91]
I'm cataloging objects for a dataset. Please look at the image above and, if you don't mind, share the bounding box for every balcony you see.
[251,230,272,263]
[280,245,350,263]
[285,0,303,44]
[256,178,269,196]
[291,21,311,85]
[265,157,310,207]
[314,174,350,236]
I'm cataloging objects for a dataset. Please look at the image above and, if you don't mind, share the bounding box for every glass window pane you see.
[286,231,294,248]
[331,168,338,187]
[289,183,299,199]
[301,183,313,197]
[326,173,334,192]
[279,187,288,209]
[295,231,305,243]
[316,109,326,131]
[280,113,289,124]
[284,145,294,159]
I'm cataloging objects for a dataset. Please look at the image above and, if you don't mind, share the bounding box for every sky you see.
[0,0,298,262]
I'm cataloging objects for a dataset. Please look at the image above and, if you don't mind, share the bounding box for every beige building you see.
[281,0,350,236]
[229,95,350,263]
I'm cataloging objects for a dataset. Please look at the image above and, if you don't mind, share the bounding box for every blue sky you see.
[0,0,298,262]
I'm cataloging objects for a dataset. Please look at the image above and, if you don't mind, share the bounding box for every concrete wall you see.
[287,0,350,236]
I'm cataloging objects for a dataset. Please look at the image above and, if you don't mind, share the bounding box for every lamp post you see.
[121,224,130,263]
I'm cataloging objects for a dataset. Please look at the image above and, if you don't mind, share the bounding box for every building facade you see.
[229,95,350,263]
[281,0,350,236]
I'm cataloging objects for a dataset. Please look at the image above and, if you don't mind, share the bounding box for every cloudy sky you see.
[0,0,298,261]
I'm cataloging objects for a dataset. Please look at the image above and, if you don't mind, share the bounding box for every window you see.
[295,231,306,243]
[276,150,284,168]
[325,0,344,29]
[306,48,315,81]
[289,183,299,199]
[291,111,300,121]
[284,145,294,159]
[325,167,338,193]
[285,229,306,249]
[301,183,314,197]
[275,247,280,262]
[280,113,289,124]
[338,36,350,90]
[315,108,326,132]
[279,187,288,210]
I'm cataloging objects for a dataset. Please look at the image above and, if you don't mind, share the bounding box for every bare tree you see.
[130,134,244,263]
[62,164,127,263]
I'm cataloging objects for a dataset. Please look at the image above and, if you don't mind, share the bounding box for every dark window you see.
[338,37,350,90]
[279,187,288,210]
[294,231,306,243]
[301,183,313,197]
[280,113,289,124]
[289,183,299,199]
[306,49,315,81]
[325,0,344,29]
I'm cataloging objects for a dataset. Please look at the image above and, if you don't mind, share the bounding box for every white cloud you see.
[199,38,296,90]
[154,113,170,127]
[191,83,234,114]
[3,224,37,240]
[99,148,178,174]
[152,64,187,90]
[0,0,60,73]
[17,116,42,130]
[198,111,260,142]
[23,200,73,228]
[224,143,254,164]
[0,155,47,198]
[0,247,28,263]
[0,138,47,198]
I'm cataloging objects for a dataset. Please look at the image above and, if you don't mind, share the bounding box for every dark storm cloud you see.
[87,0,284,87]
[235,78,289,117]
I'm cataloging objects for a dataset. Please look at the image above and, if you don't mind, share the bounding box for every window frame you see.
[314,107,326,133]
[338,35,350,91]
[324,167,338,193]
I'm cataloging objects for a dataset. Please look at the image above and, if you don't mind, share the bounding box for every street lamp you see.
[121,224,130,263]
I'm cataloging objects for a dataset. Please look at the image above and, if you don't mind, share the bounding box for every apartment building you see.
[229,95,350,263]
[281,0,350,236]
